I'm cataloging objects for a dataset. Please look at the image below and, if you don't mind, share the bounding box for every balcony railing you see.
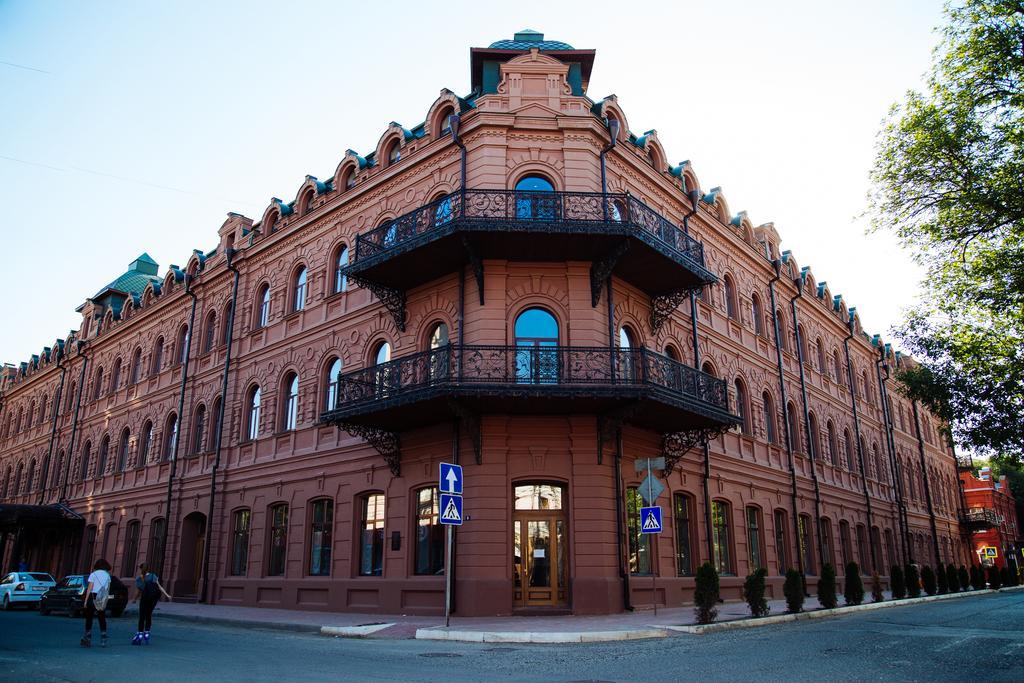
[960,509,1000,527]
[322,344,729,418]
[352,190,706,270]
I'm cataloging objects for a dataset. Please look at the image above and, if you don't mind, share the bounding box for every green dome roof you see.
[488,29,574,51]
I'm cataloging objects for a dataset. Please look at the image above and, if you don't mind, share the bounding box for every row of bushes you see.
[693,561,1019,624]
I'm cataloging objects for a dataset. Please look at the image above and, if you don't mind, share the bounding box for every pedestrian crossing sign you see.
[440,493,463,526]
[640,505,662,534]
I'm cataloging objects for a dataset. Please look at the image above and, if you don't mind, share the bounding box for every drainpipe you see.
[159,275,198,581]
[59,342,89,504]
[843,317,876,572]
[449,114,467,191]
[789,276,825,571]
[38,350,67,504]
[680,192,715,566]
[911,399,943,572]
[768,258,805,577]
[200,250,240,604]
[876,353,910,565]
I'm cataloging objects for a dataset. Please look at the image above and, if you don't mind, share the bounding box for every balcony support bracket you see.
[347,273,406,332]
[461,236,485,306]
[662,424,732,474]
[448,399,482,465]
[597,402,641,465]
[590,240,630,307]
[651,286,702,333]
[338,422,401,477]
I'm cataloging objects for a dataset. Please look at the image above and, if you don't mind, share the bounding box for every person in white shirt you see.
[81,558,112,648]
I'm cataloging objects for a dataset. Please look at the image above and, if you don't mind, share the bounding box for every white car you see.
[0,572,56,610]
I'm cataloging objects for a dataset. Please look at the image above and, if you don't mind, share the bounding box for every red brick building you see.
[0,31,968,616]
[959,467,1021,572]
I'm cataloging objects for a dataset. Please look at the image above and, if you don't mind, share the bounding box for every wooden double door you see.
[512,483,568,608]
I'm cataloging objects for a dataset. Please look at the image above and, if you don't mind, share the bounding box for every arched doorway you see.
[514,308,559,384]
[514,174,557,220]
[512,483,568,609]
[176,512,207,596]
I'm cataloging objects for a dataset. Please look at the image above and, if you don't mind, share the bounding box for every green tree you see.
[693,562,720,624]
[870,1,1024,460]
[783,569,805,613]
[818,564,838,609]
[743,568,770,617]
[844,562,865,606]
[891,565,907,599]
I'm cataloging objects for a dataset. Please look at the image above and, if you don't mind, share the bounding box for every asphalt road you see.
[2,590,1022,682]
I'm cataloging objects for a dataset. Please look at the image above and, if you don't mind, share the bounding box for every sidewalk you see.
[139,585,1021,643]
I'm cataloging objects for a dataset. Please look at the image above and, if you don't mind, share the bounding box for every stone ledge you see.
[414,627,668,643]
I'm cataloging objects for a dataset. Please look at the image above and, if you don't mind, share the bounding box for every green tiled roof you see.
[489,29,574,51]
[93,253,162,299]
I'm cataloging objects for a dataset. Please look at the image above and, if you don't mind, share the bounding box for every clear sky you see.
[0,0,946,366]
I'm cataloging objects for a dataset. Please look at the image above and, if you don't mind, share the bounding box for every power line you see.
[0,60,51,74]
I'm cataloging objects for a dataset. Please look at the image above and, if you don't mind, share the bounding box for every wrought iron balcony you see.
[321,344,737,436]
[343,190,716,332]
[960,508,1000,530]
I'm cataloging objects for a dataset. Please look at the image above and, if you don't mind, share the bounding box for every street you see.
[2,591,1022,682]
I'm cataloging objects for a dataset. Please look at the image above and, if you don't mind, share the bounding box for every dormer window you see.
[387,141,401,166]
[345,168,357,190]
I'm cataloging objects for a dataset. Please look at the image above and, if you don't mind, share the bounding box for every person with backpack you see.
[132,563,170,645]
[81,559,112,648]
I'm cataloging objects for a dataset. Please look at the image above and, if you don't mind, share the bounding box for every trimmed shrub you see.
[946,564,960,593]
[987,565,1002,590]
[970,564,985,590]
[921,566,937,596]
[999,566,1011,589]
[743,568,770,617]
[906,564,921,598]
[891,565,906,599]
[694,562,720,624]
[844,562,865,606]
[936,564,948,594]
[958,565,971,591]
[783,568,805,613]
[817,563,838,609]
[871,572,885,603]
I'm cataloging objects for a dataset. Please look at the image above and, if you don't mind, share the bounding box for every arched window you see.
[293,267,307,312]
[245,386,261,441]
[1,466,10,498]
[27,400,35,429]
[303,190,315,215]
[129,347,142,385]
[873,444,886,483]
[723,274,738,320]
[438,106,454,136]
[256,284,271,328]
[664,345,680,361]
[310,498,334,576]
[514,175,557,220]
[762,391,777,444]
[92,366,104,400]
[267,503,288,576]
[386,140,401,166]
[797,324,809,361]
[820,517,835,568]
[230,509,251,576]
[192,404,207,453]
[674,493,693,576]
[26,459,36,493]
[14,407,23,433]
[282,373,299,431]
[110,357,122,393]
[325,358,342,411]
[203,310,217,353]
[344,167,357,191]
[844,428,856,470]
[13,462,23,495]
[97,434,110,478]
[734,378,750,435]
[786,401,800,451]
[428,322,450,380]
[117,427,130,472]
[433,192,454,226]
[333,245,349,294]
[816,337,826,373]
[618,325,638,381]
[751,293,764,336]
[775,309,788,352]
[221,303,233,346]
[122,520,141,576]
[712,500,733,575]
[827,421,839,466]
[177,324,190,365]
[163,413,178,461]
[861,369,871,402]
[808,412,820,460]
[210,396,222,448]
[798,514,815,575]
[39,394,48,424]
[139,420,153,467]
[626,487,652,575]
[79,441,91,481]
[152,337,164,375]
[747,506,764,571]
[839,519,852,567]
[414,487,444,575]
[832,349,843,384]
[514,308,559,383]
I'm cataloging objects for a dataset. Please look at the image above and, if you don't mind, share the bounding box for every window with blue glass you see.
[514,308,558,383]
[514,175,557,220]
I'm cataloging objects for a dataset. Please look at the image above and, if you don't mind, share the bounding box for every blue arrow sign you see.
[640,505,662,534]
[440,493,463,526]
[439,462,463,495]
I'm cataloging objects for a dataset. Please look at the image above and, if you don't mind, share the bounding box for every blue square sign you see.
[440,493,463,526]
[640,505,662,534]
[439,462,463,495]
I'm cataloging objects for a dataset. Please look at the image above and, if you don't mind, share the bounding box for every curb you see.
[155,609,322,634]
[660,586,1019,635]
[414,627,668,644]
[321,623,395,638]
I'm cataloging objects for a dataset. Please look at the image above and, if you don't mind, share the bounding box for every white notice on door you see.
[533,549,545,558]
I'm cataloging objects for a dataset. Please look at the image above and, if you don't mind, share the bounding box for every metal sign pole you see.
[648,458,656,617]
[445,524,454,627]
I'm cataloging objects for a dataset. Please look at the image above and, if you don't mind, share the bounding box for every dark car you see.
[39,575,129,618]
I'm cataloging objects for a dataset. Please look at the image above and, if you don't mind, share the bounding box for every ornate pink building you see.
[0,31,967,616]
